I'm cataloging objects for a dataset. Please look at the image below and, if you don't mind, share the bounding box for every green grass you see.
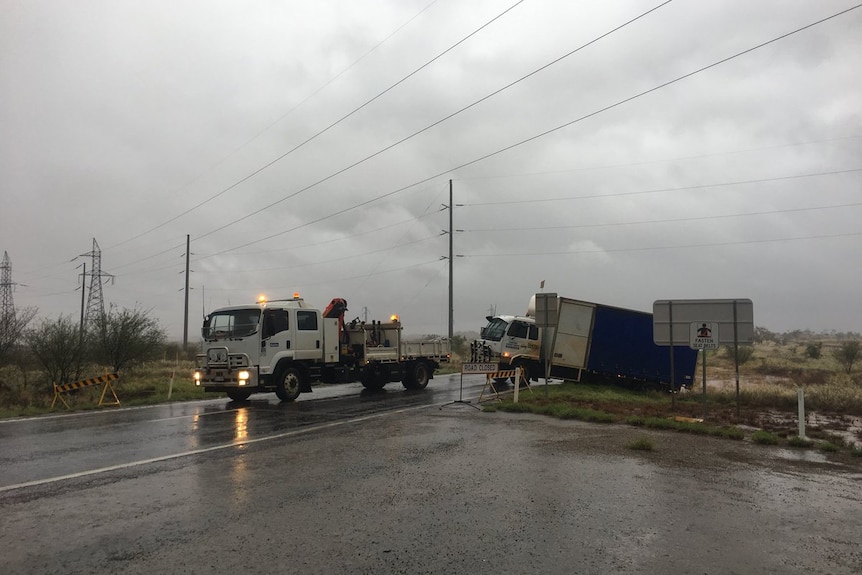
[628,437,655,451]
[0,360,207,418]
[490,378,860,454]
[752,430,780,445]
[496,385,748,441]
[487,383,852,456]
[787,436,814,448]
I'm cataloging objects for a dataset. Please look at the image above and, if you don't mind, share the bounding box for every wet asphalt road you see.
[1,375,861,575]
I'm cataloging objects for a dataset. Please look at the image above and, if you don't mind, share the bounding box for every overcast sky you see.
[2,0,860,341]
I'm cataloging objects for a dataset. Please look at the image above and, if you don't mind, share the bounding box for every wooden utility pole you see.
[448,179,453,341]
[183,234,190,350]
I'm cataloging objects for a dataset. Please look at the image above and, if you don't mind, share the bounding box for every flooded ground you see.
[686,372,862,448]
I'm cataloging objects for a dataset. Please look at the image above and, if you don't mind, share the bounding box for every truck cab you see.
[473,314,541,379]
[194,296,335,401]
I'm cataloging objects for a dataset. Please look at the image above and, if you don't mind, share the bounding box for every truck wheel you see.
[361,364,387,391]
[226,390,252,401]
[275,367,302,402]
[404,362,430,390]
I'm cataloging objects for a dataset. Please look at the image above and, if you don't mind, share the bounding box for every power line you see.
[204,257,445,295]
[116,188,449,278]
[197,3,861,260]
[192,0,671,244]
[459,231,862,258]
[115,0,527,254]
[193,0,680,258]
[105,0,441,251]
[453,135,862,181]
[457,168,862,207]
[204,232,442,275]
[458,201,862,233]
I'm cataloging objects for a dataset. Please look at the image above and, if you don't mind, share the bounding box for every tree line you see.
[0,305,166,394]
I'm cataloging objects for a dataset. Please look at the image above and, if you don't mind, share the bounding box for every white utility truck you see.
[193,295,450,401]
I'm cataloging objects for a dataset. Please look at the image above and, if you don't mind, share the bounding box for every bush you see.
[805,342,822,359]
[628,437,655,451]
[723,345,755,364]
[833,340,861,373]
[787,436,813,448]
[752,430,780,445]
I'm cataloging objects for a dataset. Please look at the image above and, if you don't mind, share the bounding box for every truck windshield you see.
[482,318,509,342]
[202,309,261,341]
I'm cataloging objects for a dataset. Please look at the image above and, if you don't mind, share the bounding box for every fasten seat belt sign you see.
[690,322,719,349]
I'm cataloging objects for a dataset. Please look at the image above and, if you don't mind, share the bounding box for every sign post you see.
[534,293,557,397]
[690,322,719,419]
[654,299,754,418]
[440,363,496,411]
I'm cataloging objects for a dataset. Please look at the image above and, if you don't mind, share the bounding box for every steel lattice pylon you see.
[82,239,114,325]
[1,251,14,340]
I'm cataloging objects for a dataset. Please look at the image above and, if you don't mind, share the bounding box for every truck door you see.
[505,320,540,359]
[261,309,290,356]
[294,309,323,360]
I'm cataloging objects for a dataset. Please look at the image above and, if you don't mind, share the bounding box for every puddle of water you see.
[770,448,830,464]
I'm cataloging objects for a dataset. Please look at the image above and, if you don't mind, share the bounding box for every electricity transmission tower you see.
[81,238,114,325]
[1,251,15,339]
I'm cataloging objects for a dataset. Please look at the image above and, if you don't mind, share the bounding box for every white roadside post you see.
[797,387,806,440]
[513,367,521,403]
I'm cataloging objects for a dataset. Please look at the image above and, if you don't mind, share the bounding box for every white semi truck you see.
[471,295,697,390]
[193,295,450,401]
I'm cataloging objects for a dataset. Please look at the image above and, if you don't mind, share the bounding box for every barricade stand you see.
[51,373,121,410]
[478,368,532,403]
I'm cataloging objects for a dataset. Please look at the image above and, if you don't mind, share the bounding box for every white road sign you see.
[690,322,719,349]
[461,363,499,374]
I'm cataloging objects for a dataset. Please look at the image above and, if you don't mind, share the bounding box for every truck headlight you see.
[193,371,202,385]
[238,370,250,385]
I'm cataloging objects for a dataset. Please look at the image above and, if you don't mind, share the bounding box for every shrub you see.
[805,342,822,359]
[717,427,745,441]
[833,340,861,373]
[628,437,655,451]
[752,430,780,445]
[723,345,755,364]
[787,436,813,448]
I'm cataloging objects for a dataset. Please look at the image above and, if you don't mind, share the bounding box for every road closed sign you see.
[462,363,499,374]
[690,322,719,349]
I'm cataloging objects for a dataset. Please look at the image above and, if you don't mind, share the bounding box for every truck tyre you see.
[275,366,302,402]
[361,364,387,391]
[403,361,430,390]
[226,390,252,401]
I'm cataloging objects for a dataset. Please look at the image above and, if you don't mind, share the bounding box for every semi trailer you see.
[471,295,698,390]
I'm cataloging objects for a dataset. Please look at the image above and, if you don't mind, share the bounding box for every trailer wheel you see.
[226,390,252,401]
[361,364,388,391]
[275,367,302,401]
[403,361,430,390]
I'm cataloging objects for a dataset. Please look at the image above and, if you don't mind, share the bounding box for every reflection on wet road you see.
[0,373,515,490]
